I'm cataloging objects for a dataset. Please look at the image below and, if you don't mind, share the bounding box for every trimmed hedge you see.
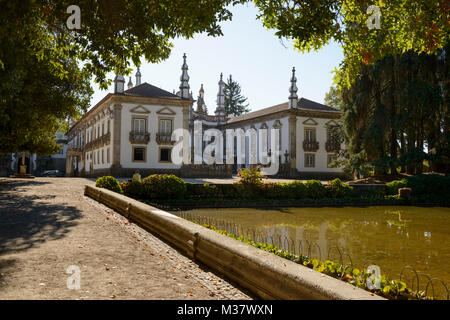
[95,176,123,194]
[121,174,186,200]
[385,174,450,198]
[119,175,354,202]
[101,174,448,205]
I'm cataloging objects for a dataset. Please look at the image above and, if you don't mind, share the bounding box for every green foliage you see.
[95,176,123,194]
[386,179,408,195]
[404,174,450,197]
[204,224,426,300]
[305,180,327,199]
[326,178,353,198]
[223,74,250,116]
[324,86,343,110]
[386,174,450,198]
[141,174,187,200]
[113,173,448,206]
[254,1,447,86]
[0,0,243,153]
[340,48,450,176]
[121,181,145,199]
[236,166,266,186]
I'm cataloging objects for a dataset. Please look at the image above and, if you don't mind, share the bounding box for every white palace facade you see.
[65,54,345,179]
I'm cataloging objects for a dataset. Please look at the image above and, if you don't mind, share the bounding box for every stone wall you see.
[85,185,385,300]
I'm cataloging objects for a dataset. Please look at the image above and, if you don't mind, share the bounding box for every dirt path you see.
[0,178,252,300]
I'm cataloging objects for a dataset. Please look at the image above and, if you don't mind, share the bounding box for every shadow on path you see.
[0,179,82,255]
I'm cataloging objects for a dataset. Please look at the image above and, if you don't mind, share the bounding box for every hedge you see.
[385,174,450,197]
[95,176,123,194]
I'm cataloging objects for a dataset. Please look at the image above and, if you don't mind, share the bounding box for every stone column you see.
[182,106,192,166]
[288,114,297,171]
[111,103,122,175]
[65,155,72,176]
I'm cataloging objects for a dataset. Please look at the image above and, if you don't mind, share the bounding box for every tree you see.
[324,86,343,109]
[339,46,449,175]
[223,75,250,116]
[253,0,449,87]
[0,0,244,154]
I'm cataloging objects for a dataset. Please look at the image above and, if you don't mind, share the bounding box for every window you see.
[159,119,173,134]
[102,122,105,136]
[97,150,100,164]
[107,120,110,133]
[107,148,110,163]
[133,147,146,162]
[102,149,104,164]
[133,118,146,133]
[159,148,171,162]
[305,153,315,167]
[305,128,316,142]
[327,154,337,168]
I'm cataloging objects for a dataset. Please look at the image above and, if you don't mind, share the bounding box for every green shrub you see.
[305,180,326,199]
[142,174,186,200]
[121,181,145,199]
[385,179,407,195]
[404,174,450,197]
[233,182,259,199]
[326,178,353,198]
[261,182,292,199]
[287,181,308,199]
[95,176,123,194]
[385,174,450,198]
[236,166,266,187]
[260,181,307,199]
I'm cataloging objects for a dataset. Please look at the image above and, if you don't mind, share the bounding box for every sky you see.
[89,3,344,113]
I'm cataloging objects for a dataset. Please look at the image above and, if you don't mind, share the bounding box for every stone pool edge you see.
[85,185,385,300]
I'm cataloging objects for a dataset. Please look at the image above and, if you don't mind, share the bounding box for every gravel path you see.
[0,177,252,300]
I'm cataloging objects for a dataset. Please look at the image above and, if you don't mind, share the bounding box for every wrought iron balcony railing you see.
[156,132,174,145]
[129,131,150,144]
[303,140,319,152]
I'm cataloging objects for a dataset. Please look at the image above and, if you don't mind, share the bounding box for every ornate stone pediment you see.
[302,118,318,125]
[156,107,176,115]
[325,119,339,127]
[130,105,150,114]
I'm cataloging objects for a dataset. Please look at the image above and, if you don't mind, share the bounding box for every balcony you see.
[303,140,319,152]
[156,132,174,145]
[129,131,150,144]
[325,140,341,152]
[101,132,111,145]
[68,145,84,152]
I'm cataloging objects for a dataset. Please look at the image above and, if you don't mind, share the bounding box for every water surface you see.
[172,206,450,290]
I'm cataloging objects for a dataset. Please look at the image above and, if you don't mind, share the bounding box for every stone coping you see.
[85,185,385,300]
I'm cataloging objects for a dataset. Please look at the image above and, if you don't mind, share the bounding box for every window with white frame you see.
[305,153,315,167]
[159,119,173,134]
[133,118,146,133]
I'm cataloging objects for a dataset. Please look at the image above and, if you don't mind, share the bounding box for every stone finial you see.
[179,53,190,99]
[288,67,298,109]
[127,77,133,89]
[135,66,142,86]
[196,84,207,114]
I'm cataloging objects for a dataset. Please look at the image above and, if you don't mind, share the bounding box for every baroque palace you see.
[62,54,344,179]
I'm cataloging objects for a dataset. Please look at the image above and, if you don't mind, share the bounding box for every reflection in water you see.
[172,206,450,286]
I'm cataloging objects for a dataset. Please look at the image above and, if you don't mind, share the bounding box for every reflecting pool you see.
[172,206,450,290]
